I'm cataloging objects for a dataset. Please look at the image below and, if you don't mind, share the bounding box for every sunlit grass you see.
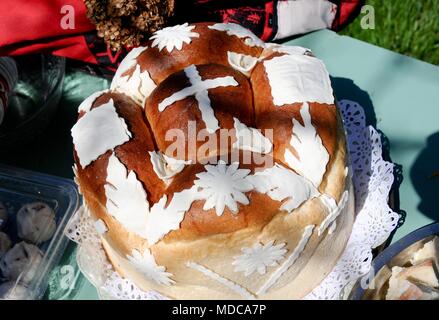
[341,0,439,65]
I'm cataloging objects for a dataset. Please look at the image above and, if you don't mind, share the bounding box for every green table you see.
[2,30,439,299]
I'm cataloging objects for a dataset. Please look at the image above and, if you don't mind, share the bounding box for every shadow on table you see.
[331,77,377,127]
[410,132,439,222]
[331,77,405,241]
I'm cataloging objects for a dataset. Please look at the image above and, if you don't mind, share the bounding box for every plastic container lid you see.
[0,163,80,299]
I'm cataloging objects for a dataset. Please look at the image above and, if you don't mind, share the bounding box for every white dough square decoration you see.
[72,99,132,168]
[264,54,334,106]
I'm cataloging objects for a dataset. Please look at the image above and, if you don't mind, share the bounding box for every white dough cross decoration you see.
[158,65,238,133]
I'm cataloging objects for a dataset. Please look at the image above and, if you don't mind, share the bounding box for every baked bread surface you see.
[72,22,354,299]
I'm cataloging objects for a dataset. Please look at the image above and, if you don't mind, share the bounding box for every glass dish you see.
[0,163,80,299]
[349,222,439,300]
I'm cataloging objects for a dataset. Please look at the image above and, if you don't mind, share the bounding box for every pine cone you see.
[84,0,107,23]
[121,32,143,48]
[132,9,164,32]
[84,0,175,50]
[96,19,123,51]
[108,0,138,17]
[139,0,174,17]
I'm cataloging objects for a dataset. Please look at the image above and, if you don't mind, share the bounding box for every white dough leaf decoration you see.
[150,23,199,53]
[113,46,146,77]
[186,262,256,300]
[227,51,259,77]
[318,191,349,236]
[257,225,315,295]
[71,99,132,168]
[248,163,319,213]
[125,65,156,106]
[208,23,264,47]
[105,153,149,238]
[284,102,329,187]
[233,117,273,154]
[110,46,156,106]
[127,249,174,286]
[194,161,253,216]
[233,241,287,277]
[149,151,192,182]
[146,186,200,245]
[78,90,109,113]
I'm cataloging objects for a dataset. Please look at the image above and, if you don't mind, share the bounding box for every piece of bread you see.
[386,265,439,300]
[411,236,439,268]
[71,22,354,299]
[399,260,439,288]
[412,282,439,300]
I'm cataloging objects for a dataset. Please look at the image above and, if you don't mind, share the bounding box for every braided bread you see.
[71,22,354,299]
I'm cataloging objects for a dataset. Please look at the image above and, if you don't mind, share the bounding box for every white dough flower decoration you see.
[194,161,253,216]
[150,23,199,53]
[233,241,287,276]
[127,249,175,286]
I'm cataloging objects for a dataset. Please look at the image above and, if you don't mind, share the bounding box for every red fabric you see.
[0,0,96,63]
[260,1,275,41]
[190,1,276,41]
[0,0,363,75]
[2,35,98,65]
[0,0,94,47]
[331,0,365,30]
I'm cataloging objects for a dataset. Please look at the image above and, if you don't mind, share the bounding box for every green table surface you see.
[2,30,438,300]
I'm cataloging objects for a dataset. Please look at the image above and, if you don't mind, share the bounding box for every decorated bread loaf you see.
[71,22,354,299]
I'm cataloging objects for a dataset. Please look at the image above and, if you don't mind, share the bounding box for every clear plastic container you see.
[0,163,80,299]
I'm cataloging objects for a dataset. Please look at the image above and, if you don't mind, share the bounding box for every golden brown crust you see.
[162,161,285,242]
[75,92,165,204]
[250,54,338,189]
[145,64,254,162]
[78,117,350,299]
[99,145,352,299]
[126,23,263,84]
[73,22,354,299]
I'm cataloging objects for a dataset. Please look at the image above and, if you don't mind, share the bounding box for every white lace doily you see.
[64,99,399,300]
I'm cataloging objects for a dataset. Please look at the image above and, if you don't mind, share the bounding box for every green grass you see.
[341,0,439,65]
